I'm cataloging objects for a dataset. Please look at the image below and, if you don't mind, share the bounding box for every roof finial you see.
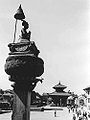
[59,81,61,85]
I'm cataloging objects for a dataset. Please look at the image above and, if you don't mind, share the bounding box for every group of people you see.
[68,105,88,120]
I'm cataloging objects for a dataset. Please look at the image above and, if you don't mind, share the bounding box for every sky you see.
[0,0,90,95]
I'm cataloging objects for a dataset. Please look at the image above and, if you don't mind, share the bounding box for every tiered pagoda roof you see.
[49,81,70,96]
[49,91,70,96]
[53,81,67,90]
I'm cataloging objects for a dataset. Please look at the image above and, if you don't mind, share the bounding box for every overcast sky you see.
[0,0,90,95]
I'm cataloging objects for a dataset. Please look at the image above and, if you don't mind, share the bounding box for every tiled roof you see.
[49,91,70,96]
[83,86,90,91]
[53,81,67,89]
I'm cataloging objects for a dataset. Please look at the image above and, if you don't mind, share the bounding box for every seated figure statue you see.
[20,20,31,41]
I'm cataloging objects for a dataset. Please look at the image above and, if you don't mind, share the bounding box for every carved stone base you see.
[12,84,31,120]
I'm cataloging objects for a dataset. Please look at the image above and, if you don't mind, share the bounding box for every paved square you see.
[31,108,73,120]
[0,107,74,120]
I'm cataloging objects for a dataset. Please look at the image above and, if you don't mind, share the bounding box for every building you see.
[83,86,90,111]
[75,94,87,107]
[83,86,90,95]
[49,81,70,106]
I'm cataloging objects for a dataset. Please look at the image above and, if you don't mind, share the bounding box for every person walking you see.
[54,110,56,117]
[72,114,76,120]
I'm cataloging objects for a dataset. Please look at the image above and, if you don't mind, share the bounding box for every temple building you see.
[49,82,70,106]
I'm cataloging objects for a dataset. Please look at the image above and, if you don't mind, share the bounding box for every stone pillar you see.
[4,5,44,120]
[11,82,32,120]
[5,54,44,120]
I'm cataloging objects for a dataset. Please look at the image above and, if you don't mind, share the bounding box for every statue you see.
[8,5,40,57]
[19,20,31,41]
